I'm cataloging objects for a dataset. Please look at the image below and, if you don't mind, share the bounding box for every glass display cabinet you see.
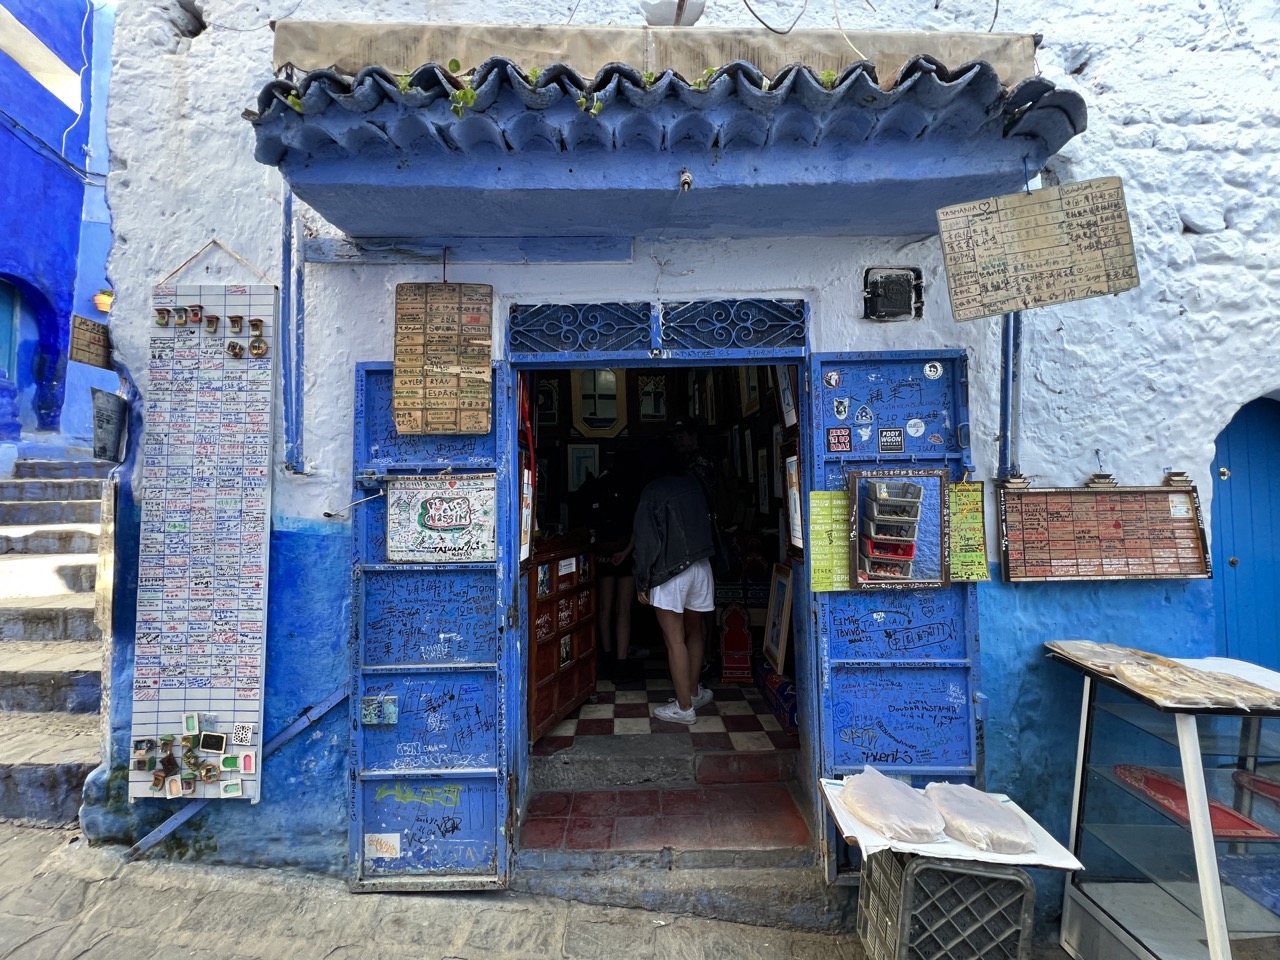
[1056,656,1280,960]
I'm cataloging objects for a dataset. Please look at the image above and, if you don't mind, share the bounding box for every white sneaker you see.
[654,701,696,725]
[691,686,714,709]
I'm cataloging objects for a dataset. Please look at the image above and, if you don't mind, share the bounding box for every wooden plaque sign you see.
[998,485,1211,582]
[937,176,1139,322]
[69,314,113,370]
[393,282,493,435]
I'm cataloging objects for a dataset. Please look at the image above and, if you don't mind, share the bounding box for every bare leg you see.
[684,609,706,698]
[597,574,617,654]
[615,576,635,660]
[655,607,694,710]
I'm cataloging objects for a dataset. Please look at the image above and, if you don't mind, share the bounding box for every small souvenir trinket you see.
[132,738,157,753]
[180,734,197,749]
[199,732,227,754]
[228,315,244,334]
[159,734,175,754]
[154,308,171,327]
[225,341,245,359]
[204,314,219,334]
[200,762,220,784]
[248,318,263,336]
[183,748,201,772]
[221,779,243,798]
[160,754,179,777]
[173,307,188,327]
[231,723,254,746]
[183,712,200,736]
[151,770,166,790]
[165,776,183,798]
[131,758,148,771]
[181,773,197,795]
[248,337,268,358]
[187,305,202,323]
[220,755,240,771]
[239,751,256,775]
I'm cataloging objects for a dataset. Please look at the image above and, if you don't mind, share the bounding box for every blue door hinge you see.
[972,690,989,721]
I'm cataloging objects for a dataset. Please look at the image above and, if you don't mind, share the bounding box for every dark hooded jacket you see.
[631,472,715,593]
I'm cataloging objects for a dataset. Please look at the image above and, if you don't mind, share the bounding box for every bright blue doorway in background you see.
[1211,397,1280,670]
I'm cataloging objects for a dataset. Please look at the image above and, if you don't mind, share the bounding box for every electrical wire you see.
[989,0,1000,31]
[59,0,92,160]
[741,0,809,35]
[831,0,869,61]
[0,108,105,185]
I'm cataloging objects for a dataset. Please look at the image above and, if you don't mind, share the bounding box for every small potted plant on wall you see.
[93,289,114,313]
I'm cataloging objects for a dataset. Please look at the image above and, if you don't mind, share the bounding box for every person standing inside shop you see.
[586,448,648,679]
[632,447,716,724]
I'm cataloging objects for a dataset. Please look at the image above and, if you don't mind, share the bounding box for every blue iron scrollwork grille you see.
[508,302,652,361]
[660,299,807,357]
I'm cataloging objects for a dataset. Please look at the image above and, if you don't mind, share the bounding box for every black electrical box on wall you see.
[864,268,923,321]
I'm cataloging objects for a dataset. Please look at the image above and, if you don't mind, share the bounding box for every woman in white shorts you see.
[631,456,717,725]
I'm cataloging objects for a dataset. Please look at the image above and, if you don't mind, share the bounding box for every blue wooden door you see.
[0,280,16,379]
[1211,398,1280,670]
[808,352,981,783]
[349,362,520,890]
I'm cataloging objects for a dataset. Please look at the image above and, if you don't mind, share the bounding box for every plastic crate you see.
[864,497,922,522]
[857,851,1035,960]
[861,535,917,560]
[866,480,925,504]
[857,548,913,581]
[862,516,919,543]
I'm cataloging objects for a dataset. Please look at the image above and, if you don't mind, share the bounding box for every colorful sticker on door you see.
[386,475,498,563]
[129,283,276,803]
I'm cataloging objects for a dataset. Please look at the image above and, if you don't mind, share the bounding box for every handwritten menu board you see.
[937,177,1139,322]
[998,485,1211,582]
[386,475,498,563]
[393,283,493,435]
[809,490,851,592]
[69,314,113,370]
[129,284,277,803]
[948,481,990,582]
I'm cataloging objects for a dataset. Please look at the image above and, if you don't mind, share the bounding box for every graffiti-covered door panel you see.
[808,352,981,779]
[350,363,516,890]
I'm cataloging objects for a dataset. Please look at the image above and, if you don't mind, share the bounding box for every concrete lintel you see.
[273,22,1037,88]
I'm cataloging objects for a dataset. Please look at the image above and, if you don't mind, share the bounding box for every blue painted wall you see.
[0,0,110,436]
[975,570,1216,921]
[81,451,354,871]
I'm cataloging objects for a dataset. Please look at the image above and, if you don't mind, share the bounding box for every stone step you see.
[0,593,98,642]
[0,522,100,555]
[510,866,856,933]
[13,459,114,480]
[0,499,101,525]
[0,641,102,712]
[530,737,799,792]
[0,711,101,825]
[0,555,97,598]
[0,478,104,503]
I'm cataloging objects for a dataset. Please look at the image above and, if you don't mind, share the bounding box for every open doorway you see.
[517,363,813,864]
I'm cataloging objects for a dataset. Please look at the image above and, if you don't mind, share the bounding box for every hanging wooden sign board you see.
[393,282,493,435]
[998,483,1211,582]
[937,176,1140,322]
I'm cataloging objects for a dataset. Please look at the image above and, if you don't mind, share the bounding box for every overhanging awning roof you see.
[251,26,1086,242]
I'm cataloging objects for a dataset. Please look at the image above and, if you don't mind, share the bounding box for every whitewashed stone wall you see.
[106,0,1280,532]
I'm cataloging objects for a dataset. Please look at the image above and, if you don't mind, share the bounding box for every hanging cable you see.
[741,0,808,35]
[831,0,869,61]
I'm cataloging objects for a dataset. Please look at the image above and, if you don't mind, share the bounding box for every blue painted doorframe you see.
[349,363,519,891]
[1211,397,1280,671]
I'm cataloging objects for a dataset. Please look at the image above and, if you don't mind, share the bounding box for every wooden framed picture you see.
[783,440,804,558]
[763,563,793,676]
[757,449,769,514]
[738,367,761,416]
[536,376,560,427]
[566,444,599,492]
[638,374,667,422]
[571,368,627,438]
[774,364,798,428]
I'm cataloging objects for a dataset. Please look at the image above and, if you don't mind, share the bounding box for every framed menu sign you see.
[997,484,1211,582]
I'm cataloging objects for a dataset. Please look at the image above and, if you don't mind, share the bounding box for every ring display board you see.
[128,284,278,803]
[937,176,1139,322]
[998,484,1211,582]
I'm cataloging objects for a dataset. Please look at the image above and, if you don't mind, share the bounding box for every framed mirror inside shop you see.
[846,467,950,589]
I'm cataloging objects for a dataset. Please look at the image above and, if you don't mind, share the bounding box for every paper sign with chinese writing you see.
[386,474,498,563]
[949,481,990,582]
[809,490,851,592]
[69,314,113,369]
[393,282,493,435]
[937,177,1139,322]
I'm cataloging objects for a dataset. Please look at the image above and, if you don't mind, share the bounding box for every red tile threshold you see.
[519,784,811,851]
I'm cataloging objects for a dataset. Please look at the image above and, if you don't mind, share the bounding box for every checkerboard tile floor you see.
[531,675,799,757]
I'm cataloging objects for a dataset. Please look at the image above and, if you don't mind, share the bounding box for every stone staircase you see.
[0,459,109,825]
